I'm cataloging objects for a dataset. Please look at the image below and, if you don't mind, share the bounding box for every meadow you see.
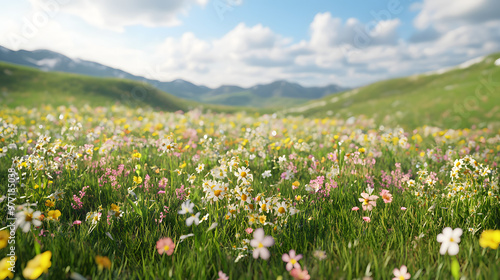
[0,105,499,280]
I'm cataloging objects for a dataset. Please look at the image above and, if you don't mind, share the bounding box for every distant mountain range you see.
[0,45,347,107]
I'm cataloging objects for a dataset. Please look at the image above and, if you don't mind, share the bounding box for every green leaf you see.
[127,197,143,217]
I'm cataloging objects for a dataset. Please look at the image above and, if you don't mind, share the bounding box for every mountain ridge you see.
[0,46,348,106]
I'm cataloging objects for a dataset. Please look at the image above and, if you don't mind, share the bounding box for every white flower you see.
[437,227,462,255]
[186,212,201,226]
[196,164,205,173]
[262,170,272,178]
[178,200,194,215]
[278,155,287,163]
[250,228,274,260]
[15,208,42,232]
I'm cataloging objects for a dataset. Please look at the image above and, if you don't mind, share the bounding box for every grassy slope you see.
[287,53,500,129]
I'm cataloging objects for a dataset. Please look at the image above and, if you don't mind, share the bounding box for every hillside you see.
[0,62,191,111]
[285,53,500,129]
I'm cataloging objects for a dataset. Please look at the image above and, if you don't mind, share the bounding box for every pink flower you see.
[392,265,411,280]
[217,270,229,280]
[352,206,359,211]
[401,207,407,211]
[73,220,82,225]
[156,237,175,256]
[359,192,378,211]
[290,267,311,280]
[363,217,371,223]
[379,189,393,203]
[245,228,254,234]
[282,249,303,271]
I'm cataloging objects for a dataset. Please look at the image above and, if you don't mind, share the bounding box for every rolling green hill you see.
[285,53,500,129]
[0,62,193,111]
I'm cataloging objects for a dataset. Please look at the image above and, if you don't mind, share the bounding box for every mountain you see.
[0,61,190,111]
[284,53,500,129]
[0,46,347,107]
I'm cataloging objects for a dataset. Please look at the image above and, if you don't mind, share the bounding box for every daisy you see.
[250,228,274,260]
[282,249,303,271]
[235,166,253,183]
[196,164,205,173]
[15,208,42,232]
[437,227,462,255]
[274,202,287,216]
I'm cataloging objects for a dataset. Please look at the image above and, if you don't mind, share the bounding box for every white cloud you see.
[29,0,208,32]
[414,0,500,30]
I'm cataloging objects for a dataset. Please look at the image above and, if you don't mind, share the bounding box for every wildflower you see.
[236,166,253,183]
[245,228,253,234]
[274,202,287,216]
[207,222,218,232]
[156,237,175,255]
[47,210,61,221]
[250,228,274,260]
[282,249,303,271]
[95,256,111,270]
[178,200,194,215]
[133,176,142,185]
[290,267,311,280]
[262,170,272,178]
[15,208,42,232]
[352,207,359,211]
[363,217,371,223]
[437,227,462,255]
[73,220,82,226]
[392,265,411,280]
[45,200,55,208]
[0,256,16,279]
[400,207,407,211]
[0,230,8,249]
[22,251,52,280]
[359,192,378,211]
[196,163,205,173]
[479,230,500,249]
[85,211,102,225]
[186,212,201,226]
[379,189,393,203]
[313,250,327,260]
[179,233,194,241]
[217,271,229,280]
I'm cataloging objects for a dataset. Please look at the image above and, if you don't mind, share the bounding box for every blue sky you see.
[0,0,499,88]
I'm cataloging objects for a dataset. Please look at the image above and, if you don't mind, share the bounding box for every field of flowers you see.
[0,105,499,280]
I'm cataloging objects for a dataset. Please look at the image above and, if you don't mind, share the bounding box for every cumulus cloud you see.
[413,0,500,30]
[29,0,208,32]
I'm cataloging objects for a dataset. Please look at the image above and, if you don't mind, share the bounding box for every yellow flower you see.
[133,176,143,185]
[110,203,120,213]
[479,230,500,249]
[47,210,61,221]
[358,147,366,153]
[0,230,9,249]
[0,256,16,279]
[95,256,111,270]
[132,152,141,159]
[22,251,52,280]
[45,200,55,208]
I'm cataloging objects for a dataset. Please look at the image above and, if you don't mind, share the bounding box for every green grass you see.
[200,90,308,108]
[0,105,499,279]
[287,52,500,129]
